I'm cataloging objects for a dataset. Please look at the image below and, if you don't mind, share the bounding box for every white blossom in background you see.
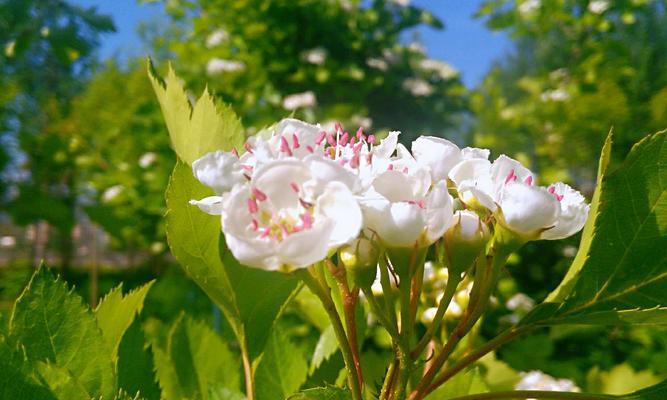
[540,88,570,102]
[138,152,157,168]
[206,58,245,75]
[419,59,459,80]
[408,42,426,55]
[519,0,540,15]
[506,293,536,313]
[40,27,50,37]
[367,58,389,71]
[403,78,434,97]
[390,0,410,6]
[0,236,16,248]
[516,371,580,394]
[282,91,317,110]
[102,185,124,203]
[206,29,229,48]
[588,0,610,14]
[303,47,327,65]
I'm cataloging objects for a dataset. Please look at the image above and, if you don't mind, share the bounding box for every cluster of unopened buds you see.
[189,118,590,399]
[191,117,589,273]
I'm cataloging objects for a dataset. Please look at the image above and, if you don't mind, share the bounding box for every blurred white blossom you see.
[303,47,327,65]
[367,58,389,71]
[206,29,229,47]
[403,78,434,97]
[519,0,540,15]
[206,58,245,75]
[516,371,580,394]
[102,185,124,203]
[588,0,610,14]
[282,91,317,110]
[139,152,157,168]
[419,59,458,80]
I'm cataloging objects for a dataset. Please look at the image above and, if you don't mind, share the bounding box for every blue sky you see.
[73,0,511,88]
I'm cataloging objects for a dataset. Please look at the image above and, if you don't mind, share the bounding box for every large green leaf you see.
[166,160,298,359]
[620,379,667,400]
[255,328,308,400]
[310,326,338,375]
[147,60,244,165]
[287,385,352,400]
[522,130,667,327]
[117,321,160,400]
[95,281,155,362]
[9,267,115,399]
[153,315,240,400]
[36,362,90,400]
[0,337,56,400]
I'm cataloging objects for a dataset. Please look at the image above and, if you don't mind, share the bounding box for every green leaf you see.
[620,379,667,399]
[153,315,240,400]
[425,367,487,399]
[208,386,246,400]
[255,328,308,400]
[36,362,90,400]
[287,385,352,400]
[310,325,338,375]
[9,266,115,399]
[147,60,244,165]
[523,130,667,327]
[0,337,56,400]
[546,129,613,302]
[117,321,160,400]
[166,160,298,359]
[95,281,155,362]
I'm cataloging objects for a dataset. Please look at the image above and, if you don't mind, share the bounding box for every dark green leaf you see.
[117,321,160,400]
[287,385,351,400]
[255,328,308,400]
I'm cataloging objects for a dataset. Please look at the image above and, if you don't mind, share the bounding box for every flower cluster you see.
[190,118,589,272]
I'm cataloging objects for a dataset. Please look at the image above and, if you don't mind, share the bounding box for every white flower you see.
[506,293,535,313]
[403,78,434,97]
[390,0,410,6]
[206,29,229,48]
[102,185,124,203]
[206,58,245,74]
[138,152,157,168]
[588,0,609,14]
[518,0,540,15]
[303,47,327,65]
[516,371,580,393]
[361,146,454,248]
[419,59,458,80]
[367,58,389,71]
[412,136,462,183]
[449,155,588,240]
[540,88,570,102]
[217,159,362,271]
[282,91,317,110]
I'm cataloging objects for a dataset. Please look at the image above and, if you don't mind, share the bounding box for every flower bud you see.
[340,238,380,288]
[443,210,490,275]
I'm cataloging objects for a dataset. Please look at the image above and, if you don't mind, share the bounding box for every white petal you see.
[491,155,535,187]
[316,181,363,247]
[304,154,362,194]
[449,158,496,210]
[277,219,334,270]
[424,181,454,243]
[541,183,590,240]
[273,118,324,158]
[373,131,400,159]
[363,198,425,247]
[412,136,462,182]
[192,151,245,194]
[461,147,490,160]
[252,159,311,209]
[189,196,224,215]
[499,182,561,236]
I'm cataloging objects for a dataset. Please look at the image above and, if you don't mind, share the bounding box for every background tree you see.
[0,0,114,276]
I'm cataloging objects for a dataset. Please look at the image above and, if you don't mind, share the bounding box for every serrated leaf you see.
[208,386,246,400]
[546,130,613,302]
[117,320,160,400]
[310,325,338,375]
[255,328,308,400]
[95,281,155,362]
[148,60,244,165]
[36,362,90,400]
[166,161,298,359]
[522,130,667,327]
[153,315,240,400]
[0,337,56,400]
[9,267,115,399]
[287,385,352,400]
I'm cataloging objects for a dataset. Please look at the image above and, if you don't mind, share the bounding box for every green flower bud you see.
[340,238,379,288]
[443,210,490,275]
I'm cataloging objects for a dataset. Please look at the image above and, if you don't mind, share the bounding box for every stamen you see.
[301,213,313,229]
[388,164,394,171]
[231,148,239,157]
[315,131,326,145]
[247,198,259,214]
[334,122,344,133]
[340,132,349,146]
[327,133,336,147]
[402,167,409,174]
[290,182,299,193]
[504,169,517,184]
[524,176,533,185]
[280,136,293,156]
[350,136,357,146]
[252,188,267,201]
[244,142,254,153]
[367,134,375,144]
[350,154,360,168]
[292,133,300,149]
[299,198,313,209]
[306,145,314,153]
[356,127,364,139]
[250,219,259,231]
[260,228,270,238]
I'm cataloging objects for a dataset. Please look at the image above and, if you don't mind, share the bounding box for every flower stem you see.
[241,346,254,400]
[423,325,533,397]
[446,391,615,400]
[411,272,463,359]
[379,253,399,333]
[300,267,363,400]
[362,287,399,337]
